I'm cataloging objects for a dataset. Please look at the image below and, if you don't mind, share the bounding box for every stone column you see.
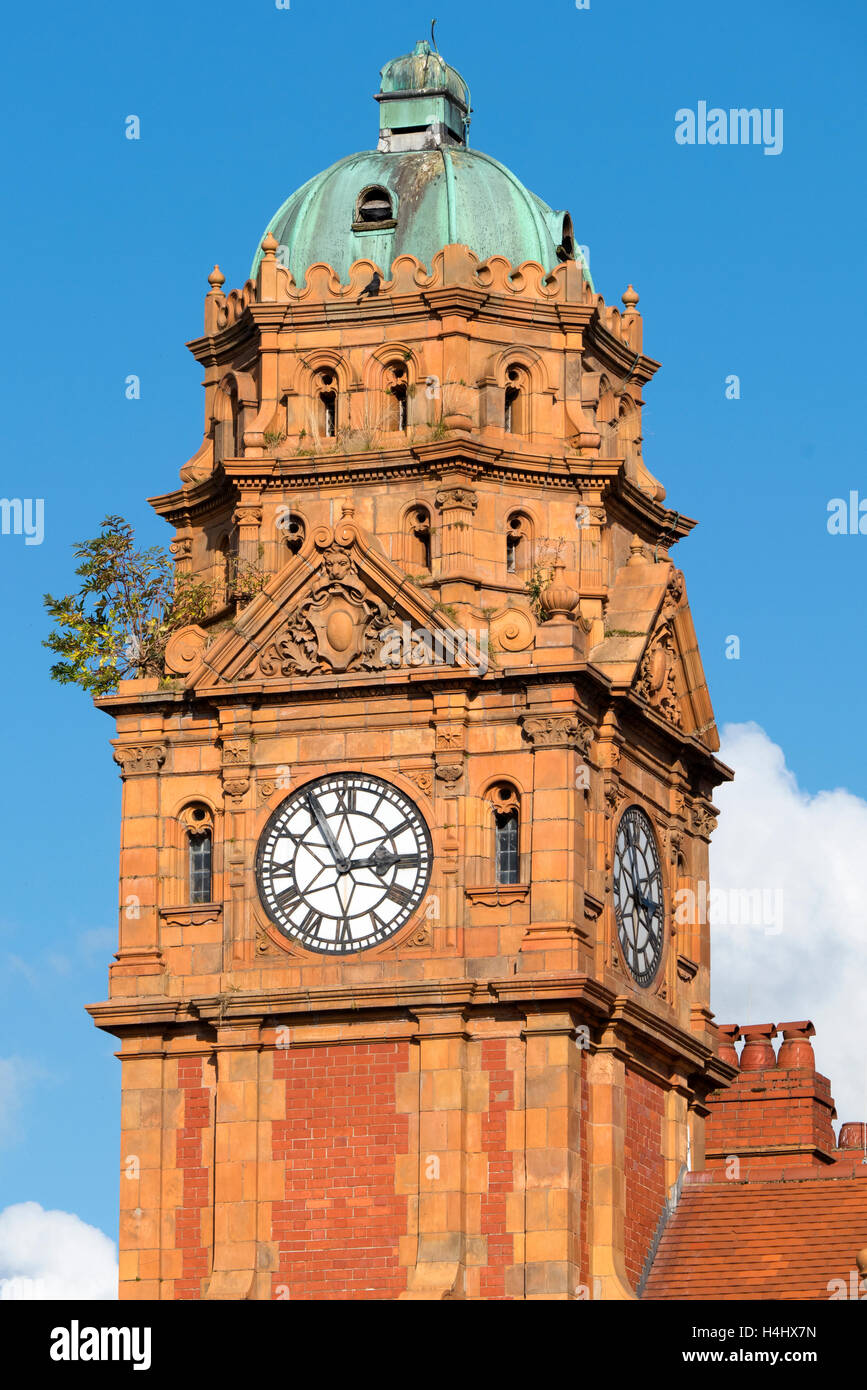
[519,709,593,969]
[521,1011,584,1299]
[399,1005,478,1299]
[434,485,477,575]
[586,1043,636,1300]
[111,724,166,991]
[203,1018,263,1300]
[233,498,262,571]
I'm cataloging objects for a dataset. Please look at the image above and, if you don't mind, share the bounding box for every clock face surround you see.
[256,772,432,954]
[613,805,665,988]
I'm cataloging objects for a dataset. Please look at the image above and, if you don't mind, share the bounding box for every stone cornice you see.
[86,973,729,1091]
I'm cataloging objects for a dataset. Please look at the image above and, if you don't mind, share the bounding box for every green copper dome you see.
[251,41,589,288]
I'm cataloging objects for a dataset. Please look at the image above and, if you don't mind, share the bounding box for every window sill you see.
[465,883,530,907]
[159,903,222,927]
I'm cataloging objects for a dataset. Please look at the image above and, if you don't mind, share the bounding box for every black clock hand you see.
[306,794,348,870]
[627,835,646,942]
[347,849,420,874]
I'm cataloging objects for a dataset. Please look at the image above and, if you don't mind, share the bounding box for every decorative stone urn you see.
[539,561,579,619]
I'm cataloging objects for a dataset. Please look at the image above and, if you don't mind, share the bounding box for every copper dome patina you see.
[251,41,589,289]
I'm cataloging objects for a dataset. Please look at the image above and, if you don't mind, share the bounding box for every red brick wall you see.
[705,1068,836,1166]
[173,1055,211,1300]
[271,1041,410,1300]
[479,1039,515,1298]
[624,1068,665,1289]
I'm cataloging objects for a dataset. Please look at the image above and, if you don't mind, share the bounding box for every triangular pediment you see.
[590,559,719,750]
[182,520,487,691]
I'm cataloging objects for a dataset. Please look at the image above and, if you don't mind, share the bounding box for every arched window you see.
[504,366,529,434]
[487,784,521,885]
[506,512,531,575]
[315,371,338,437]
[181,805,214,904]
[354,185,394,227]
[384,362,409,432]
[404,505,431,569]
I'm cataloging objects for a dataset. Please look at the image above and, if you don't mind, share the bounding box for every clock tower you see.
[89,40,733,1300]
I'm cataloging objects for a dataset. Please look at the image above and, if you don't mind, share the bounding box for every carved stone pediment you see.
[188,520,487,689]
[248,546,393,678]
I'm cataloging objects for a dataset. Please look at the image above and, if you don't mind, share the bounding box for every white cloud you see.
[711,721,867,1127]
[0,1203,117,1300]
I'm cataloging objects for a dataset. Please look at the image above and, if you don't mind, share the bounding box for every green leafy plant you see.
[43,515,264,697]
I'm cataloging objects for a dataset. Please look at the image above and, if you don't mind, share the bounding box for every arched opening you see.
[506,512,532,575]
[354,185,394,226]
[405,505,431,570]
[487,784,521,885]
[182,804,214,904]
[316,371,338,437]
[557,212,576,262]
[504,366,529,435]
[281,510,305,556]
[384,362,409,432]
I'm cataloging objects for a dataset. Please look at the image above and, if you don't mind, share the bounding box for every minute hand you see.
[307,795,348,869]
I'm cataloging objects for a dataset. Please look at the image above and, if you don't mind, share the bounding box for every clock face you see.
[256,773,432,954]
[613,806,664,987]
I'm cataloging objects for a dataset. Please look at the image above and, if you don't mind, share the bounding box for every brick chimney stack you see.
[705,1021,838,1170]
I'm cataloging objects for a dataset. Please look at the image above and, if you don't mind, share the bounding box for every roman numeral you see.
[337,916,353,941]
[334,787,357,815]
[385,883,413,907]
[299,908,323,938]
[274,884,301,912]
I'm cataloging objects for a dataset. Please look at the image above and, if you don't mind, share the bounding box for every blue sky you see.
[0,0,864,1261]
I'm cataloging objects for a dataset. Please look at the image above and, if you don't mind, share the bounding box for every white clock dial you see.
[613,805,665,987]
[256,773,432,954]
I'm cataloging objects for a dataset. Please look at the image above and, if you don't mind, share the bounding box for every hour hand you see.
[306,795,348,869]
[637,893,659,916]
[348,848,419,875]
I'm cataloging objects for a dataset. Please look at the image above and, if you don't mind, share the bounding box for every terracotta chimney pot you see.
[838,1122,867,1151]
[776,1019,816,1070]
[717,1024,741,1069]
[739,1023,778,1070]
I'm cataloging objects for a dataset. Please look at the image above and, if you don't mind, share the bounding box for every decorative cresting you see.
[434,485,478,574]
[520,713,594,752]
[636,570,685,728]
[112,743,166,776]
[233,243,617,326]
[244,527,394,678]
